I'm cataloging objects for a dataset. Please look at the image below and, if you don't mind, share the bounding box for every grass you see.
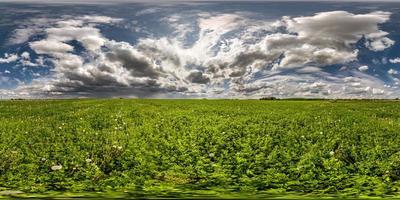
[1,99,400,198]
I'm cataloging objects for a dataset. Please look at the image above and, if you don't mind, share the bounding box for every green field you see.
[1,99,400,198]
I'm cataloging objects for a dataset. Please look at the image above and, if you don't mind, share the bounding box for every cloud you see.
[389,58,400,64]
[285,11,393,51]
[3,10,398,99]
[135,8,162,16]
[358,65,369,71]
[30,39,74,55]
[105,41,160,78]
[0,53,19,63]
[7,15,122,46]
[45,26,105,52]
[388,68,398,75]
[8,28,38,44]
[229,71,391,98]
[262,11,393,69]
[21,52,30,60]
[19,15,189,97]
[8,18,58,45]
[186,71,210,84]
[77,15,123,24]
[18,51,41,67]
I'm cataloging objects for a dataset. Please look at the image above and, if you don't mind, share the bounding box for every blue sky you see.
[0,1,400,98]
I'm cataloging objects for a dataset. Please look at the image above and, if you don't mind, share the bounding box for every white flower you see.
[85,158,92,163]
[51,165,63,171]
[329,151,335,156]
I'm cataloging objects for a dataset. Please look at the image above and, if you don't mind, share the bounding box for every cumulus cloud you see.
[7,15,122,45]
[18,51,41,67]
[2,10,397,99]
[389,58,400,64]
[8,28,38,45]
[30,40,74,55]
[0,53,19,63]
[286,11,393,51]
[18,15,189,97]
[228,70,392,98]
[388,68,398,75]
[263,11,393,69]
[358,65,369,71]
[8,18,58,45]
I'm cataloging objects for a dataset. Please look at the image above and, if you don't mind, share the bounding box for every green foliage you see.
[1,99,400,198]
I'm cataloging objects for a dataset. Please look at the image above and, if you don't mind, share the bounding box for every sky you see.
[0,1,400,99]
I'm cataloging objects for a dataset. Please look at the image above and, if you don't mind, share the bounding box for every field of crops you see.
[1,99,400,198]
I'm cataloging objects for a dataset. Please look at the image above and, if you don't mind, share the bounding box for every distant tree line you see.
[259,97,278,100]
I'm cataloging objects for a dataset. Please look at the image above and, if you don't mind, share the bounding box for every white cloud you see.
[30,39,74,55]
[358,65,369,71]
[3,10,397,98]
[389,58,400,64]
[18,51,42,67]
[77,15,123,24]
[7,15,122,45]
[266,11,392,69]
[135,8,162,16]
[8,28,38,44]
[0,53,19,63]
[367,36,394,51]
[21,52,30,60]
[388,68,398,75]
[7,18,58,45]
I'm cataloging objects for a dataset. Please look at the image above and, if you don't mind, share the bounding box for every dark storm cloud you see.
[106,44,160,78]
[186,71,210,84]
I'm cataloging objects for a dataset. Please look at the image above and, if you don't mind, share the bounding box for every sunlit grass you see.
[1,99,400,198]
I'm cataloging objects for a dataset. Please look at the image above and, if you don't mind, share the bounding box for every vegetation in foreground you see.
[1,99,400,198]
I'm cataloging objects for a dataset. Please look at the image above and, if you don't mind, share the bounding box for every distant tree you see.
[260,96,277,100]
